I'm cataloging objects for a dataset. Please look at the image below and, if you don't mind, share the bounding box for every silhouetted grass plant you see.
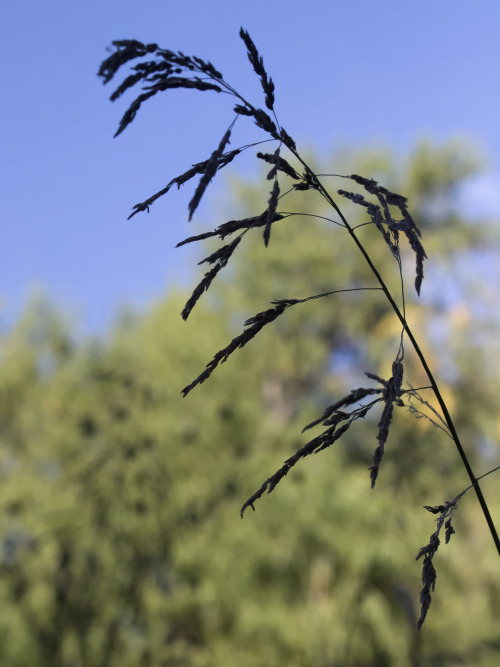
[99,29,500,629]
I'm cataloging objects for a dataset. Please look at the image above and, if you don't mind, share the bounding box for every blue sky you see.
[2,0,500,334]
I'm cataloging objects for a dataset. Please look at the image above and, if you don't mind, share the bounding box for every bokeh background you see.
[1,1,500,665]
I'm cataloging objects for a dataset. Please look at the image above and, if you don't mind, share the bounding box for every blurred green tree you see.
[0,143,499,665]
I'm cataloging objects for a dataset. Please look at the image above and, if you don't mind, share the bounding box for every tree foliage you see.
[0,139,499,663]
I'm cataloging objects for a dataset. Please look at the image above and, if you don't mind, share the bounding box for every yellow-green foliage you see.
[0,144,499,666]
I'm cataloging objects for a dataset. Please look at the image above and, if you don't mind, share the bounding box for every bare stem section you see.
[99,28,499,628]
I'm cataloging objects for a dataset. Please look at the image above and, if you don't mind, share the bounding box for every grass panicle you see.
[339,175,427,295]
[264,179,280,246]
[293,171,320,192]
[369,359,404,488]
[181,298,297,396]
[181,237,241,321]
[188,125,233,221]
[98,40,159,84]
[101,27,500,630]
[233,104,280,138]
[251,108,279,136]
[241,397,382,517]
[302,381,384,432]
[279,126,297,152]
[182,287,380,395]
[239,28,275,110]
[256,150,300,180]
[128,147,244,219]
[176,212,288,246]
[416,495,463,630]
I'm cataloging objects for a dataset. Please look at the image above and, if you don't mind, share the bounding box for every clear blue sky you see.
[2,0,500,333]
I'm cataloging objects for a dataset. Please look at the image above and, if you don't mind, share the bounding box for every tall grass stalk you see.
[98,29,500,629]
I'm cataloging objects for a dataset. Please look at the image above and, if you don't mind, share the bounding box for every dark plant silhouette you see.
[98,29,500,628]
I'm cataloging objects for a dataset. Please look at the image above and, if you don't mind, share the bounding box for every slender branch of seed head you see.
[206,70,270,125]
[277,187,296,200]
[279,212,345,229]
[407,406,452,440]
[352,221,384,231]
[296,286,383,303]
[285,148,500,556]
[207,74,252,107]
[401,385,433,393]
[316,173,359,179]
[238,138,278,151]
[405,384,451,432]
[463,465,500,491]
[433,468,500,522]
